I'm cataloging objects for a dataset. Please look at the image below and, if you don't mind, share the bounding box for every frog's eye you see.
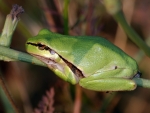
[38,45,45,50]
[37,43,49,50]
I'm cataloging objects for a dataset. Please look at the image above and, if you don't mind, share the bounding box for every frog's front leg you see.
[79,70,137,91]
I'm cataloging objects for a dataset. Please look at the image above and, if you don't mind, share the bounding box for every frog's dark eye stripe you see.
[27,42,56,55]
[27,42,50,50]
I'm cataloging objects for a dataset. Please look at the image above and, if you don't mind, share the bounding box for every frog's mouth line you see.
[27,42,84,79]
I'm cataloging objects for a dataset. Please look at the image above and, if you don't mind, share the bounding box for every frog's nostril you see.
[115,66,117,69]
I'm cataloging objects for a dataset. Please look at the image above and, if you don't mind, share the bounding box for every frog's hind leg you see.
[79,77,136,91]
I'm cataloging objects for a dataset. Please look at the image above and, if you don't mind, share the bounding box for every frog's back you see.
[37,30,137,76]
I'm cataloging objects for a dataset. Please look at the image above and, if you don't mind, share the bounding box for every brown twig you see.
[73,84,82,113]
[0,75,20,113]
[39,0,63,33]
[85,0,94,35]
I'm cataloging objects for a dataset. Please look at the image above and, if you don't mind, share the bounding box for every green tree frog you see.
[26,29,141,91]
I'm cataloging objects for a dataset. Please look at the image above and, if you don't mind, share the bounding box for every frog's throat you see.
[31,53,84,80]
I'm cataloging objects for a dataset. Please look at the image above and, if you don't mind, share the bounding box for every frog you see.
[26,29,141,91]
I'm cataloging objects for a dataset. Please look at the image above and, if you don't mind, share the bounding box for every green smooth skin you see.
[26,29,139,91]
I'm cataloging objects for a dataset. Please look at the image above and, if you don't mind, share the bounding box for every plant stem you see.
[73,84,82,113]
[103,0,150,57]
[113,11,150,57]
[99,92,116,113]
[0,45,46,67]
[0,4,24,47]
[133,78,150,88]
[63,0,70,35]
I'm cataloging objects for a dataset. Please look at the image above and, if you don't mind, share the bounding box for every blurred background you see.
[0,0,150,113]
